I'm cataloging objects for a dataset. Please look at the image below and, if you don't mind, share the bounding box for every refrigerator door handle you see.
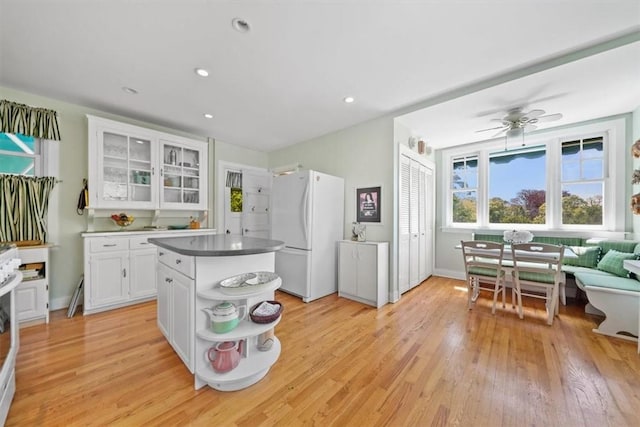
[302,180,310,244]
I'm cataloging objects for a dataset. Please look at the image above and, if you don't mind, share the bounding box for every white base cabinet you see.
[16,245,50,325]
[338,241,389,308]
[82,229,215,315]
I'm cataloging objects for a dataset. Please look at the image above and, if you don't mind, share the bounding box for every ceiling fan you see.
[476,107,563,138]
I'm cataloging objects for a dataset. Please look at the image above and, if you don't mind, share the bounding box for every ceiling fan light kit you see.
[476,106,563,150]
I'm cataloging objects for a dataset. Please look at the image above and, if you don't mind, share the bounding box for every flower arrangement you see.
[503,230,534,244]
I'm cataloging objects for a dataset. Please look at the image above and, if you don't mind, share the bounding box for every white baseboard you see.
[434,268,465,280]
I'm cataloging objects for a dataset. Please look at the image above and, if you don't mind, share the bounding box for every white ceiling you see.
[1,0,639,152]
[397,41,640,149]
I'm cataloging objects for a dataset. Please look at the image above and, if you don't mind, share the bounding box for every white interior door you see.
[221,166,271,236]
[242,169,272,238]
[399,156,411,294]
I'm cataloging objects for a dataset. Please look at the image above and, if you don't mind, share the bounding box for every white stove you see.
[0,244,20,286]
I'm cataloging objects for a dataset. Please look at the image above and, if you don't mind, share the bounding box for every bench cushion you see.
[596,249,637,278]
[574,271,640,293]
[563,246,601,268]
[562,265,612,276]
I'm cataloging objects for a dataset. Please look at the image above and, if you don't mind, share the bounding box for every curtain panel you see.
[226,171,242,188]
[0,174,57,243]
[0,99,61,141]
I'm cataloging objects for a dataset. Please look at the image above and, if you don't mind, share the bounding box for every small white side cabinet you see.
[16,245,50,325]
[338,240,389,308]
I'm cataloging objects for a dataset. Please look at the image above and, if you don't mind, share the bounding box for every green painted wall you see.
[268,115,395,245]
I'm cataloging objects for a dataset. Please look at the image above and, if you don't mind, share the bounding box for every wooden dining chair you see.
[510,243,565,325]
[460,240,507,313]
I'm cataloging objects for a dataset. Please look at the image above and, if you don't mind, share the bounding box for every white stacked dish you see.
[218,271,280,295]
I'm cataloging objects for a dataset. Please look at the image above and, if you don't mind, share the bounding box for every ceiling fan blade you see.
[536,113,563,123]
[492,128,508,138]
[475,125,506,133]
[524,124,538,131]
[523,109,545,119]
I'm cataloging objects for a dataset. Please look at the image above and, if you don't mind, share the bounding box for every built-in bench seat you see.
[472,233,640,341]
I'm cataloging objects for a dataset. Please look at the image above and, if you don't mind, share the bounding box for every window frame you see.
[442,117,625,232]
[450,154,480,225]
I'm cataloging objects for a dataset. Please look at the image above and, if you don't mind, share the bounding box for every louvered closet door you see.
[399,155,411,294]
[409,161,420,287]
[399,151,435,294]
[419,164,434,282]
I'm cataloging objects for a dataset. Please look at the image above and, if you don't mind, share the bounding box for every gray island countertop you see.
[148,234,285,257]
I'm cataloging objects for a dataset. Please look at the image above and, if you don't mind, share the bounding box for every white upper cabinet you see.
[159,138,207,210]
[87,115,207,210]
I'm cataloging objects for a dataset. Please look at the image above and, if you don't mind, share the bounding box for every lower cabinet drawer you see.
[157,249,194,278]
[89,238,128,253]
[129,236,155,250]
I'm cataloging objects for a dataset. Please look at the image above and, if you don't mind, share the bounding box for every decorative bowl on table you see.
[503,230,533,244]
[250,300,283,324]
[111,213,135,229]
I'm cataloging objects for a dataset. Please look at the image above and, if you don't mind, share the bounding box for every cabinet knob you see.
[159,251,165,256]
[175,259,182,264]
[123,268,127,278]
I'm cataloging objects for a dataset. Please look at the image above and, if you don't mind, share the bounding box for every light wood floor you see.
[7,276,640,426]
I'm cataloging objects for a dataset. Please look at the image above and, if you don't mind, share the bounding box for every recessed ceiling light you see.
[344,96,355,103]
[204,113,213,119]
[122,87,138,95]
[232,18,251,33]
[195,68,209,77]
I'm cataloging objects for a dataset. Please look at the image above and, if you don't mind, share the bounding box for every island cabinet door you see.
[171,270,194,373]
[157,264,171,340]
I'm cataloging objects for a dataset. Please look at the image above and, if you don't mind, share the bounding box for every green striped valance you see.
[0,174,57,243]
[0,99,61,141]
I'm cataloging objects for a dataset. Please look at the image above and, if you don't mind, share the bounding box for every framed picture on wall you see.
[356,186,381,223]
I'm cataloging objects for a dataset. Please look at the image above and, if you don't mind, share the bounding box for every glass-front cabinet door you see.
[95,127,157,209]
[87,115,207,211]
[160,138,207,210]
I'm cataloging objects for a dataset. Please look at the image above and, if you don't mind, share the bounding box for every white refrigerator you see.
[272,170,344,302]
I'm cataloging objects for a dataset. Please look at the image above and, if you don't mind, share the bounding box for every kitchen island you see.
[148,234,284,391]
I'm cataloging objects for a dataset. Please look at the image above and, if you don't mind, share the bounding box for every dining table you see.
[457,242,577,305]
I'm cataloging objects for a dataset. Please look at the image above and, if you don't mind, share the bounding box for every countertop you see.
[148,234,285,257]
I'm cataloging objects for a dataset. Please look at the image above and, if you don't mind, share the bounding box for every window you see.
[451,155,477,223]
[230,187,243,212]
[561,137,603,225]
[489,147,546,224]
[443,117,625,231]
[0,133,41,175]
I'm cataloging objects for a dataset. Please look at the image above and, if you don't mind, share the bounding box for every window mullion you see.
[477,150,488,227]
